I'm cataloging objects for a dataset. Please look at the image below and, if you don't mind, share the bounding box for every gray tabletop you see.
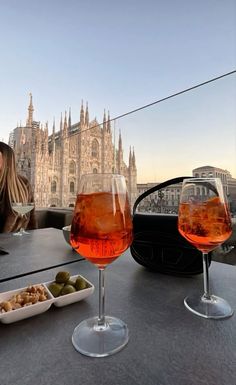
[0,228,83,283]
[0,252,236,385]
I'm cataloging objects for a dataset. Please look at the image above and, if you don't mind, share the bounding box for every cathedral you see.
[9,94,138,208]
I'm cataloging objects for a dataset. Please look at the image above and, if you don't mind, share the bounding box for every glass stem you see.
[19,227,24,235]
[202,252,211,300]
[98,268,105,326]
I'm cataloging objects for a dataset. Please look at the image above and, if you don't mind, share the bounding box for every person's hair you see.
[0,141,29,205]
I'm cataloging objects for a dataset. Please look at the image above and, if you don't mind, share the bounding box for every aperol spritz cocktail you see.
[71,191,133,267]
[178,196,232,253]
[178,178,233,319]
[70,173,133,357]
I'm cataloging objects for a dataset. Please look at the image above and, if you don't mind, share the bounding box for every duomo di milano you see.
[9,94,138,208]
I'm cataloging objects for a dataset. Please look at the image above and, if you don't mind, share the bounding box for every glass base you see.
[13,229,29,236]
[72,316,129,357]
[184,294,234,319]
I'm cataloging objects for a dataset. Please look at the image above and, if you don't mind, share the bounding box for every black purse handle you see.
[133,176,191,215]
[133,176,219,215]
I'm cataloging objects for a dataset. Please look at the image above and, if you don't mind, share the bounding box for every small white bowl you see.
[0,284,54,324]
[45,274,94,307]
[62,225,71,246]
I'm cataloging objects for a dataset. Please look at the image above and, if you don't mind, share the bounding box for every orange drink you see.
[178,197,232,253]
[71,191,133,267]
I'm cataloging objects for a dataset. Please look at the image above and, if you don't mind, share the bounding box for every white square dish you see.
[45,274,95,307]
[0,284,54,324]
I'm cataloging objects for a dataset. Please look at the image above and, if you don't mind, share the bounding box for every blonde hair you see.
[0,142,29,205]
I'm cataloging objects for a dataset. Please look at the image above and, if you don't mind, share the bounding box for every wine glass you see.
[178,177,233,319]
[70,173,133,357]
[11,202,35,236]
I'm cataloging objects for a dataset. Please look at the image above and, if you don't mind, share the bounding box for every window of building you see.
[93,168,98,174]
[91,139,99,158]
[70,181,75,193]
[51,180,57,193]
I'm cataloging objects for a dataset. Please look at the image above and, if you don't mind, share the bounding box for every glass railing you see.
[110,71,236,213]
[10,71,234,213]
[28,71,236,217]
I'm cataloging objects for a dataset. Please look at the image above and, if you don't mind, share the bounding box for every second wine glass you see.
[11,202,34,236]
[70,173,133,357]
[178,177,233,319]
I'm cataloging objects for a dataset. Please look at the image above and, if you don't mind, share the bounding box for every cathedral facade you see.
[9,95,138,208]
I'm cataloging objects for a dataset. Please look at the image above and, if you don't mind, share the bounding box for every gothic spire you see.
[103,109,107,131]
[52,117,55,144]
[60,113,63,133]
[80,100,84,126]
[26,92,34,127]
[52,117,55,135]
[129,146,132,166]
[68,108,71,128]
[63,111,68,136]
[85,102,89,126]
[51,117,56,160]
[45,121,48,136]
[44,123,49,154]
[107,111,111,132]
[118,130,122,150]
[132,147,136,169]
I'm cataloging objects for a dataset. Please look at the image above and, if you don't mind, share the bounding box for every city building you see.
[136,181,182,213]
[193,166,231,196]
[137,167,236,213]
[9,94,138,208]
[193,165,236,212]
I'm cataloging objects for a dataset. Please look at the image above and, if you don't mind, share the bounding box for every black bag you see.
[130,177,211,276]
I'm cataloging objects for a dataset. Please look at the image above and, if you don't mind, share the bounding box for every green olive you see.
[75,276,87,291]
[48,282,64,297]
[55,271,70,284]
[66,279,76,287]
[61,284,76,295]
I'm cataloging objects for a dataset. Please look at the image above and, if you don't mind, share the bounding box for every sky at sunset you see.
[0,0,235,182]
